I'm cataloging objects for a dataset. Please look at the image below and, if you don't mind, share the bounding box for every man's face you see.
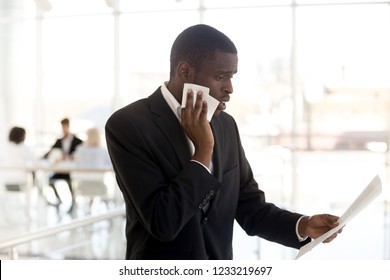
[192,51,238,117]
[62,123,70,136]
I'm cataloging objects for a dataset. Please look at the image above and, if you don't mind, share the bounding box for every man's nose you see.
[223,79,233,95]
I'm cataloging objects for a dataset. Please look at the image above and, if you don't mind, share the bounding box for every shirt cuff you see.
[190,159,211,174]
[296,216,309,242]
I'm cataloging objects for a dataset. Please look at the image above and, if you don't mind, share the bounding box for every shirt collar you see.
[161,82,182,121]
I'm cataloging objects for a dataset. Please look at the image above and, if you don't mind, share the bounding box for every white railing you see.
[0,206,125,259]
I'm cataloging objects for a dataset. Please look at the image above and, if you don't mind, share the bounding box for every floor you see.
[0,179,263,260]
[0,181,127,260]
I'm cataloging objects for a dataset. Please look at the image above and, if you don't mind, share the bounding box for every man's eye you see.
[217,74,234,81]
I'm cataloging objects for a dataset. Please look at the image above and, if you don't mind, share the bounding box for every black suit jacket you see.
[105,88,309,260]
[43,134,83,159]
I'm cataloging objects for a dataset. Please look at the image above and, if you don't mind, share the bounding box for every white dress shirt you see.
[61,134,74,157]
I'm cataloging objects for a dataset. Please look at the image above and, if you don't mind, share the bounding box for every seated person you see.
[2,126,36,191]
[72,128,112,201]
[74,128,111,169]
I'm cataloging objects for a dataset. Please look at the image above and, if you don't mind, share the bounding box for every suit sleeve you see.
[232,120,308,249]
[69,137,83,155]
[42,139,61,159]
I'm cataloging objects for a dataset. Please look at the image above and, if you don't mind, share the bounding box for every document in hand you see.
[295,174,382,259]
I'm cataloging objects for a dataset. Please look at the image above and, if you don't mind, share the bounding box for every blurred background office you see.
[0,0,390,260]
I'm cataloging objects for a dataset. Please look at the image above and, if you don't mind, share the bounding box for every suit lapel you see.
[203,117,223,216]
[210,118,223,182]
[148,89,192,168]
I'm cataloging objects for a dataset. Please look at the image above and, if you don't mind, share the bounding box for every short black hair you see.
[9,126,26,144]
[61,118,70,125]
[170,24,237,77]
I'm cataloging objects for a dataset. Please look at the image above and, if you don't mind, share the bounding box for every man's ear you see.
[177,62,194,81]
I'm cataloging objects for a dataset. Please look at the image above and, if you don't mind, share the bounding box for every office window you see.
[297,0,388,3]
[41,15,114,144]
[119,11,199,104]
[45,0,111,17]
[120,0,199,12]
[1,0,389,260]
[296,4,390,151]
[204,0,292,8]
[204,7,293,138]
[0,19,37,145]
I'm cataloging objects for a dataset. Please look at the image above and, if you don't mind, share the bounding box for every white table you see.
[0,160,115,220]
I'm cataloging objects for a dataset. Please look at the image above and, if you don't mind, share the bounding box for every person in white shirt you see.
[72,128,112,206]
[2,126,35,191]
[74,128,111,169]
[105,24,342,260]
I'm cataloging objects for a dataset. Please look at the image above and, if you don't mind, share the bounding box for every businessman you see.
[105,24,341,260]
[43,118,82,208]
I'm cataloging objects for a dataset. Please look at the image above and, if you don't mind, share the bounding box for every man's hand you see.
[181,90,214,167]
[298,214,343,243]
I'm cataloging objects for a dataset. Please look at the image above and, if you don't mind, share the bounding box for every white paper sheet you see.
[295,174,382,259]
[181,83,219,122]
